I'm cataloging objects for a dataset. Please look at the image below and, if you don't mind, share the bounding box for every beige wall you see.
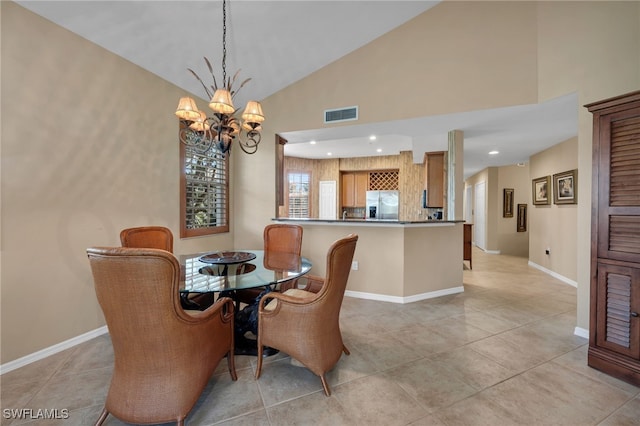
[1,3,235,363]
[2,1,639,364]
[535,2,640,329]
[529,138,579,281]
[259,1,539,135]
[403,224,464,295]
[298,225,405,297]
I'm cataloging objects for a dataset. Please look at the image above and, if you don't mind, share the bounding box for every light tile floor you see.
[2,248,640,425]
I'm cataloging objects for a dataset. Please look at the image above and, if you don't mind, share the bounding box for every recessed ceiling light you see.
[517,162,526,167]
[369,135,377,141]
[309,140,316,145]
[489,150,499,155]
[327,152,332,156]
[376,148,382,153]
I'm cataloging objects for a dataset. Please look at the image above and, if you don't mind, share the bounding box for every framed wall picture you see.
[517,204,527,232]
[503,188,514,217]
[532,175,551,205]
[553,169,578,204]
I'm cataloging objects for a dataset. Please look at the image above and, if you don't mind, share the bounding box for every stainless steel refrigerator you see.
[365,190,399,220]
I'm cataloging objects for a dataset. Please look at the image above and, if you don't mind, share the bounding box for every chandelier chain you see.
[222,0,227,86]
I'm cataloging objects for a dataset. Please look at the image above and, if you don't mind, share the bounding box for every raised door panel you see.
[596,100,640,264]
[354,172,368,207]
[341,173,355,207]
[595,262,640,359]
[319,181,337,220]
[424,152,444,208]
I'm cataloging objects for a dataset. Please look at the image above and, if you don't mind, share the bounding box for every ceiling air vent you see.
[324,106,358,124]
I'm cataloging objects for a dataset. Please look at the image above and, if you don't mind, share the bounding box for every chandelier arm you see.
[179,125,216,154]
[236,131,261,155]
[237,142,255,155]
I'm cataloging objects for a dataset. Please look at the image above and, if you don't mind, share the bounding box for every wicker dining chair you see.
[120,226,214,309]
[119,226,173,253]
[87,247,236,426]
[255,233,358,396]
[235,224,304,304]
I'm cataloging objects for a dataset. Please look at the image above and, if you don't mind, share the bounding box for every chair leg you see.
[255,344,264,379]
[94,407,109,426]
[227,351,238,381]
[320,374,332,396]
[342,344,350,355]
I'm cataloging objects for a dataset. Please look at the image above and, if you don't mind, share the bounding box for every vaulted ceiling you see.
[16,0,577,178]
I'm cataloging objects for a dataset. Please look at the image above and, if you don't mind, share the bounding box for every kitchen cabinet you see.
[586,90,640,386]
[423,152,445,208]
[342,172,368,207]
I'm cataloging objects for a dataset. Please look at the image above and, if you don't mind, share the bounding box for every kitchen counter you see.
[274,218,464,227]
[274,218,465,303]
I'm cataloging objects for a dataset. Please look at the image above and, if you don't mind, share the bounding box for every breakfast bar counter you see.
[274,218,463,226]
[274,218,465,303]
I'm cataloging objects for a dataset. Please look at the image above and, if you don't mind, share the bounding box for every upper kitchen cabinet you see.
[342,172,368,207]
[424,151,445,208]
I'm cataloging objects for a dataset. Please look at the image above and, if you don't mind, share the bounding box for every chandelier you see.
[175,0,264,155]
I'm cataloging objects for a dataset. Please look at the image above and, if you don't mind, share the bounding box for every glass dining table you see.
[178,249,312,355]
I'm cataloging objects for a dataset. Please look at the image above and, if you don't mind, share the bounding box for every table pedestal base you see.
[225,288,279,357]
[235,334,278,357]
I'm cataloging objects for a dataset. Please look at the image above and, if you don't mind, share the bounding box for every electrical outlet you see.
[545,248,550,255]
[351,261,359,270]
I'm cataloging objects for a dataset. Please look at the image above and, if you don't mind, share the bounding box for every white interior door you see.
[474,181,486,250]
[465,185,473,224]
[319,181,337,219]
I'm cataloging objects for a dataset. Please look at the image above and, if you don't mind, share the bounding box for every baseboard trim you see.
[574,327,589,339]
[527,261,577,287]
[1,326,109,375]
[345,286,464,304]
[476,245,500,255]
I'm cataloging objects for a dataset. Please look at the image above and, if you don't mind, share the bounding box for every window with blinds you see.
[288,172,310,218]
[180,133,229,237]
